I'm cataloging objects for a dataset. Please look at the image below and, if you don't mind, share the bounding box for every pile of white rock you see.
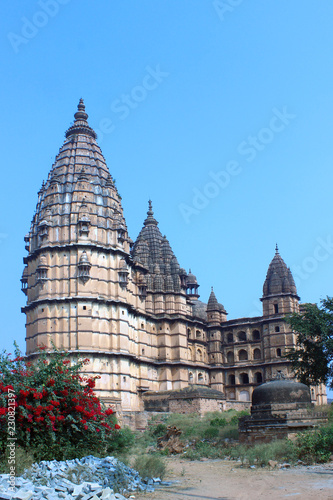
[0,455,161,500]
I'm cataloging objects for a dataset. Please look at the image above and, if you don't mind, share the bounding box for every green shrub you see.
[150,423,168,438]
[210,417,227,427]
[133,454,166,480]
[203,426,219,439]
[219,426,239,440]
[230,439,297,466]
[295,424,333,464]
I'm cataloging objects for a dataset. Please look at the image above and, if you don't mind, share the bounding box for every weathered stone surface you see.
[0,455,158,499]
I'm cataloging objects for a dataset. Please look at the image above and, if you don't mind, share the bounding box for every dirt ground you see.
[134,457,333,500]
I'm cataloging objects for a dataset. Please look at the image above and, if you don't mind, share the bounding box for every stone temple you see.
[21,100,326,421]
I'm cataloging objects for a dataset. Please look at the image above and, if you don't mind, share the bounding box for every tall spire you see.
[65,99,97,139]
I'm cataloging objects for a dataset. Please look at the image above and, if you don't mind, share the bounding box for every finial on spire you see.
[143,200,158,226]
[275,243,279,253]
[148,199,154,215]
[74,98,88,122]
[211,286,214,291]
[65,99,97,139]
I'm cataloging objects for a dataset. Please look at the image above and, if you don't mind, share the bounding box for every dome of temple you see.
[186,270,198,285]
[263,245,298,297]
[252,378,311,406]
[131,201,183,293]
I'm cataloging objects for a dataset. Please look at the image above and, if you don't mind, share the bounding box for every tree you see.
[285,297,333,389]
[0,343,120,461]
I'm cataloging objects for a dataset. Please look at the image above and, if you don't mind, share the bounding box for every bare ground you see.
[134,458,333,500]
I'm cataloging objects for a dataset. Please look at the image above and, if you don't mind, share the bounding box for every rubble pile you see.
[0,455,160,500]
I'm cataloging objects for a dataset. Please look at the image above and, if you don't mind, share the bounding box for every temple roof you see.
[263,245,298,297]
[131,201,183,293]
[207,287,226,313]
[28,100,127,253]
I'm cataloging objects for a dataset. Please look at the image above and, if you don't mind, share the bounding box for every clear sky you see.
[1,1,333,393]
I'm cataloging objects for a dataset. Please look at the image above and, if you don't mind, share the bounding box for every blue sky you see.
[1,1,333,393]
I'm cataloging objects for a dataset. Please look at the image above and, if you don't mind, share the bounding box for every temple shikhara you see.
[21,100,326,422]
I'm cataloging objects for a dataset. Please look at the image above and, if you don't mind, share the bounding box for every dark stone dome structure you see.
[252,379,311,406]
[239,375,326,444]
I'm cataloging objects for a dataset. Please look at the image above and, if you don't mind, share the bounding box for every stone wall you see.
[169,397,224,415]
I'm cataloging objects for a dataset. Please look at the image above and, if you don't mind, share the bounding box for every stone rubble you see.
[0,455,161,500]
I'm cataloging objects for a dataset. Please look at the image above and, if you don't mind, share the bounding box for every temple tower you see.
[22,100,146,410]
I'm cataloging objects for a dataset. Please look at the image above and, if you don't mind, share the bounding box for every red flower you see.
[49,415,56,422]
[105,408,113,415]
[57,415,65,421]
[75,405,84,412]
[114,424,121,430]
[0,408,7,415]
[47,379,55,386]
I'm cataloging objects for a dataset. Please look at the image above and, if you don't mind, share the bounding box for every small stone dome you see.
[252,378,311,406]
[187,270,198,285]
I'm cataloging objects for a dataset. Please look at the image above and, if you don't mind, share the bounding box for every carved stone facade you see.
[22,101,326,414]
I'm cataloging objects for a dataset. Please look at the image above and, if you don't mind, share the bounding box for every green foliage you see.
[150,423,168,438]
[219,425,239,440]
[209,417,227,427]
[133,454,166,480]
[285,298,333,388]
[229,410,250,425]
[295,424,333,464]
[230,439,297,466]
[203,426,219,439]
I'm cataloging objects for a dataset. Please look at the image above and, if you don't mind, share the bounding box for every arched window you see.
[197,349,203,361]
[238,331,246,342]
[275,326,280,332]
[240,373,249,384]
[198,372,203,381]
[252,330,260,341]
[228,374,235,385]
[238,349,248,361]
[196,330,201,339]
[187,328,191,338]
[255,372,263,384]
[227,333,234,344]
[189,372,194,382]
[274,303,279,314]
[253,348,261,360]
[227,351,234,363]
[276,348,282,357]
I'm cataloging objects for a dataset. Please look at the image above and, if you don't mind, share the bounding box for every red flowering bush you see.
[0,343,122,461]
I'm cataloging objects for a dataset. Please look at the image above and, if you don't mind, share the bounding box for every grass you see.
[3,406,333,479]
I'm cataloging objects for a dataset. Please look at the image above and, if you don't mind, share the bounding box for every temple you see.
[21,100,326,420]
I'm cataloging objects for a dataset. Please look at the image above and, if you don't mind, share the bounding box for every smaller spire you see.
[207,287,219,311]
